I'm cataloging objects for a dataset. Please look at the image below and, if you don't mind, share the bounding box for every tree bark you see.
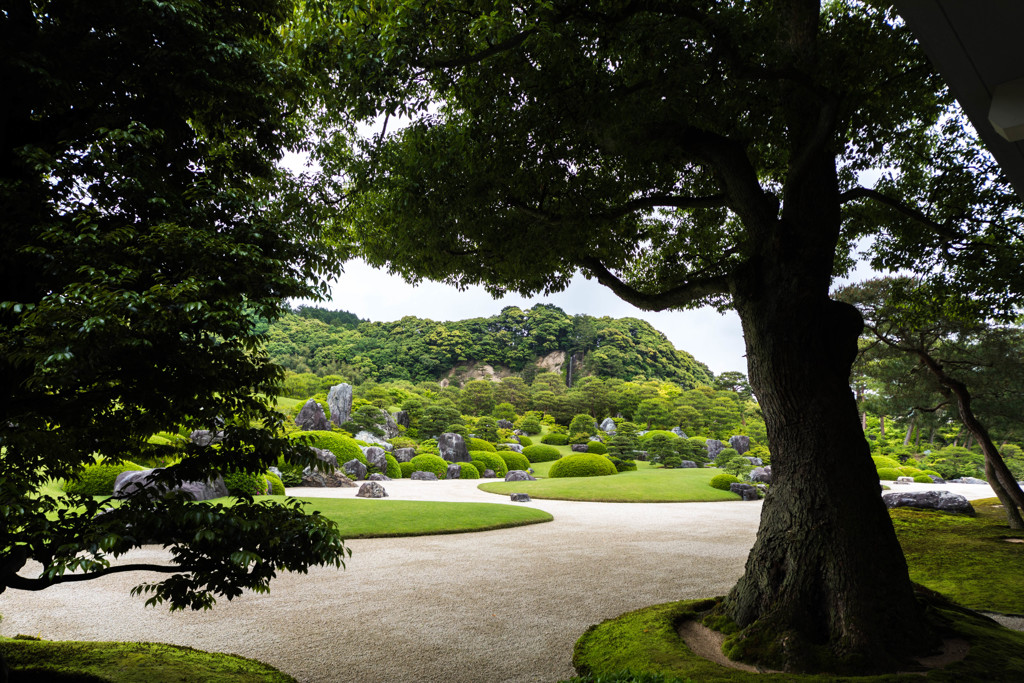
[879,414,885,440]
[903,416,915,447]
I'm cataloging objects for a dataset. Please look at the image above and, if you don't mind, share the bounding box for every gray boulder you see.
[729,435,751,455]
[503,443,524,453]
[678,460,698,468]
[363,446,388,474]
[497,419,515,430]
[354,430,392,449]
[393,410,410,428]
[950,477,987,485]
[929,475,947,484]
[411,471,438,481]
[729,483,760,501]
[393,447,416,463]
[342,459,368,480]
[189,429,224,447]
[356,481,388,499]
[510,493,531,502]
[599,417,617,434]
[743,456,763,466]
[505,470,536,482]
[446,463,464,480]
[327,383,353,427]
[438,432,471,462]
[379,409,401,439]
[295,399,330,431]
[302,468,356,488]
[706,439,726,460]
[671,427,688,439]
[571,444,588,453]
[750,466,772,484]
[895,476,914,485]
[114,469,228,501]
[368,473,391,481]
[311,447,338,469]
[882,490,975,516]
[482,469,496,478]
[267,466,283,480]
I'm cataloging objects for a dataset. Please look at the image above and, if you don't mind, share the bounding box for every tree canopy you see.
[305,0,1024,672]
[1,0,346,610]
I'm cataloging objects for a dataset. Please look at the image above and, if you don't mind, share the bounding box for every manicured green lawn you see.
[288,497,553,538]
[478,463,739,502]
[893,497,1024,614]
[0,637,295,683]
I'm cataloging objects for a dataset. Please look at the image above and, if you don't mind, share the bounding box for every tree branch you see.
[839,187,962,241]
[509,193,727,224]
[580,257,730,311]
[5,563,196,591]
[411,29,537,69]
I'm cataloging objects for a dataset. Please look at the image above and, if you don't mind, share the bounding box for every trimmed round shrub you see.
[608,456,637,473]
[586,441,609,455]
[64,460,146,496]
[913,474,934,483]
[710,473,741,491]
[265,472,286,495]
[399,461,416,478]
[466,437,496,452]
[454,462,480,479]
[384,453,402,478]
[876,467,902,481]
[549,453,617,478]
[470,450,508,478]
[898,466,923,477]
[872,455,902,470]
[224,471,269,497]
[408,454,448,478]
[293,430,363,465]
[390,436,417,449]
[471,459,487,476]
[523,444,561,463]
[921,469,942,477]
[499,451,530,472]
[638,429,680,443]
[518,417,542,435]
[517,436,533,447]
[541,433,569,446]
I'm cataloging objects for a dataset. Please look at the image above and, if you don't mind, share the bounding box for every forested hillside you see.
[261,304,712,387]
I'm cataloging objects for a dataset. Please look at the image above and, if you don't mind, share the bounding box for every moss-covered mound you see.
[408,453,448,478]
[291,430,363,464]
[872,455,902,470]
[586,441,609,455]
[265,472,285,495]
[470,450,509,478]
[399,461,416,478]
[466,437,496,452]
[499,450,531,472]
[64,460,146,497]
[223,471,269,497]
[541,433,569,445]
[572,594,1024,681]
[518,435,533,447]
[523,444,561,463]
[549,454,617,478]
[639,430,681,443]
[384,452,402,478]
[453,462,480,479]
[709,473,740,491]
[877,467,902,481]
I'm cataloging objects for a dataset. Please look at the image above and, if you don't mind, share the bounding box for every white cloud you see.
[295,258,748,376]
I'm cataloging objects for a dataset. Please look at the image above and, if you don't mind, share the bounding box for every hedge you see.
[399,461,416,478]
[453,463,480,479]
[876,467,902,481]
[64,460,146,497]
[549,454,617,478]
[710,473,741,491]
[541,433,569,446]
[224,471,269,497]
[523,444,561,463]
[499,451,530,472]
[291,430,363,465]
[518,436,533,447]
[872,455,902,470]
[586,441,609,455]
[466,437,496,452]
[408,454,448,478]
[266,472,286,495]
[384,452,403,478]
[469,450,508,478]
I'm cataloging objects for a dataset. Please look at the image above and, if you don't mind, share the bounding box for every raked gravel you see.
[0,479,1000,683]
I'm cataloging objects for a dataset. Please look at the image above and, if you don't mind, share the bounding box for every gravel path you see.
[0,480,999,682]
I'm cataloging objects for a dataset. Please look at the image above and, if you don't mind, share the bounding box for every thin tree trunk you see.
[929,425,935,445]
[879,415,885,440]
[915,425,922,451]
[903,416,915,447]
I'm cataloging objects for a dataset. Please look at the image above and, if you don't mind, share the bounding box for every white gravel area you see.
[0,479,1000,682]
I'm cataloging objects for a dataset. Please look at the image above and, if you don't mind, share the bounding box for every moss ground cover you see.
[291,497,552,538]
[569,596,1024,682]
[892,498,1024,614]
[479,465,739,502]
[0,638,295,683]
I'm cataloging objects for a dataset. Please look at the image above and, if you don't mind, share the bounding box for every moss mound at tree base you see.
[571,595,1024,681]
[0,638,295,682]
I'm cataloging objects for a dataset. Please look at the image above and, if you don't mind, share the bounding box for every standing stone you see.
[445,463,463,480]
[327,384,353,427]
[295,399,330,431]
[497,419,514,430]
[729,435,751,455]
[363,446,388,474]
[356,481,388,498]
[311,447,338,469]
[380,409,401,439]
[393,410,410,428]
[393,447,416,463]
[438,433,471,462]
[671,427,688,439]
[411,471,438,481]
[750,466,772,484]
[729,483,760,501]
[705,439,725,460]
[342,459,367,480]
[599,417,617,434]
